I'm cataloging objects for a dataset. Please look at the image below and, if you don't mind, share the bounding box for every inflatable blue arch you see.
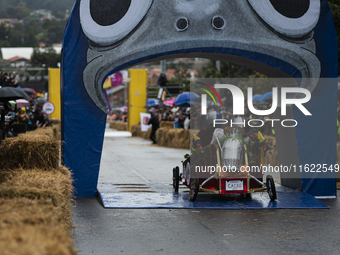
[61,0,338,197]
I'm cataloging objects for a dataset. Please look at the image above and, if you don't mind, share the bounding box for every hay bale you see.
[144,127,152,141]
[0,135,60,170]
[175,138,189,149]
[53,125,61,140]
[26,127,55,137]
[0,168,73,211]
[0,165,71,183]
[155,128,164,145]
[170,129,190,149]
[0,224,76,255]
[157,128,170,147]
[0,197,71,229]
[183,129,190,141]
[49,119,61,125]
[131,124,140,136]
[160,121,174,129]
[108,121,128,131]
[167,129,176,147]
[175,129,185,140]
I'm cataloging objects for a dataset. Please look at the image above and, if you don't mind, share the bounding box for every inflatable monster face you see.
[79,0,322,113]
[62,0,338,197]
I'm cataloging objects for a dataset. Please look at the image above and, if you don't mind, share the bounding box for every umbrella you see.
[259,92,272,101]
[0,87,31,102]
[19,88,34,96]
[252,94,263,101]
[163,97,175,107]
[252,92,273,102]
[36,97,47,107]
[173,92,200,106]
[24,88,37,94]
[146,99,159,107]
[16,99,31,108]
[188,101,202,108]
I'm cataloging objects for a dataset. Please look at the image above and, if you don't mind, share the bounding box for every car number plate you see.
[225,180,244,191]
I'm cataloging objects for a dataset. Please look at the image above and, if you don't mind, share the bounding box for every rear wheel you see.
[189,178,199,202]
[266,175,277,201]
[173,166,179,192]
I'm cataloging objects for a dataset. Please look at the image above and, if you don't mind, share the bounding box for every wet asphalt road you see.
[72,132,340,255]
[72,195,340,255]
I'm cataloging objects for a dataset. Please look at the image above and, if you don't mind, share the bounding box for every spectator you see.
[2,73,9,87]
[148,111,160,144]
[0,71,4,87]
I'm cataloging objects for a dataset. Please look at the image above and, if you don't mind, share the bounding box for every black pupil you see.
[90,0,131,26]
[270,0,310,19]
[213,17,224,29]
[177,19,188,30]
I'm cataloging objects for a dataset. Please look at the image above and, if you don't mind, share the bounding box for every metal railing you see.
[147,84,186,99]
[0,67,48,82]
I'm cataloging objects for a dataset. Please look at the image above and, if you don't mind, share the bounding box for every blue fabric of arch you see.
[294,0,338,197]
[61,1,106,197]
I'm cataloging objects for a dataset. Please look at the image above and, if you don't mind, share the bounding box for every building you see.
[7,56,30,67]
[149,68,198,85]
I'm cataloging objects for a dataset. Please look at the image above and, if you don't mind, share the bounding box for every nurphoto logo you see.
[199,84,311,128]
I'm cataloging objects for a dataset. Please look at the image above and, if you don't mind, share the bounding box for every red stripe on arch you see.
[197,82,223,106]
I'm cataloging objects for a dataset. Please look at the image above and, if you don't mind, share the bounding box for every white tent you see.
[1,46,62,60]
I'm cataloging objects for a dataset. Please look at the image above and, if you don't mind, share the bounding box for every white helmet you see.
[233,117,244,127]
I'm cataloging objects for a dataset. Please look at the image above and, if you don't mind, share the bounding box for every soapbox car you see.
[172,128,277,202]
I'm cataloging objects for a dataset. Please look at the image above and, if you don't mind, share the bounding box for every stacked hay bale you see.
[49,119,61,125]
[0,135,59,170]
[0,127,76,255]
[48,119,62,140]
[130,124,151,141]
[131,121,190,148]
[108,121,128,131]
[155,128,166,146]
[131,124,141,137]
[166,129,176,148]
[160,121,174,129]
[156,122,173,146]
[155,127,190,149]
[142,127,152,141]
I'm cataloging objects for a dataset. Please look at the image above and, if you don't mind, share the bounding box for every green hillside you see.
[0,0,75,19]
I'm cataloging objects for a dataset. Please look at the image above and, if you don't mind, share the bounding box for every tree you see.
[42,19,68,44]
[30,47,60,67]
[168,61,191,91]
[0,24,11,47]
[5,6,31,19]
[199,60,257,78]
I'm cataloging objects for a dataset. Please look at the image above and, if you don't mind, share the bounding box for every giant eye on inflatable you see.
[248,0,321,38]
[80,0,153,45]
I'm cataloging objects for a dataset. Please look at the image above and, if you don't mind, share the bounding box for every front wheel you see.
[266,175,277,201]
[173,166,179,192]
